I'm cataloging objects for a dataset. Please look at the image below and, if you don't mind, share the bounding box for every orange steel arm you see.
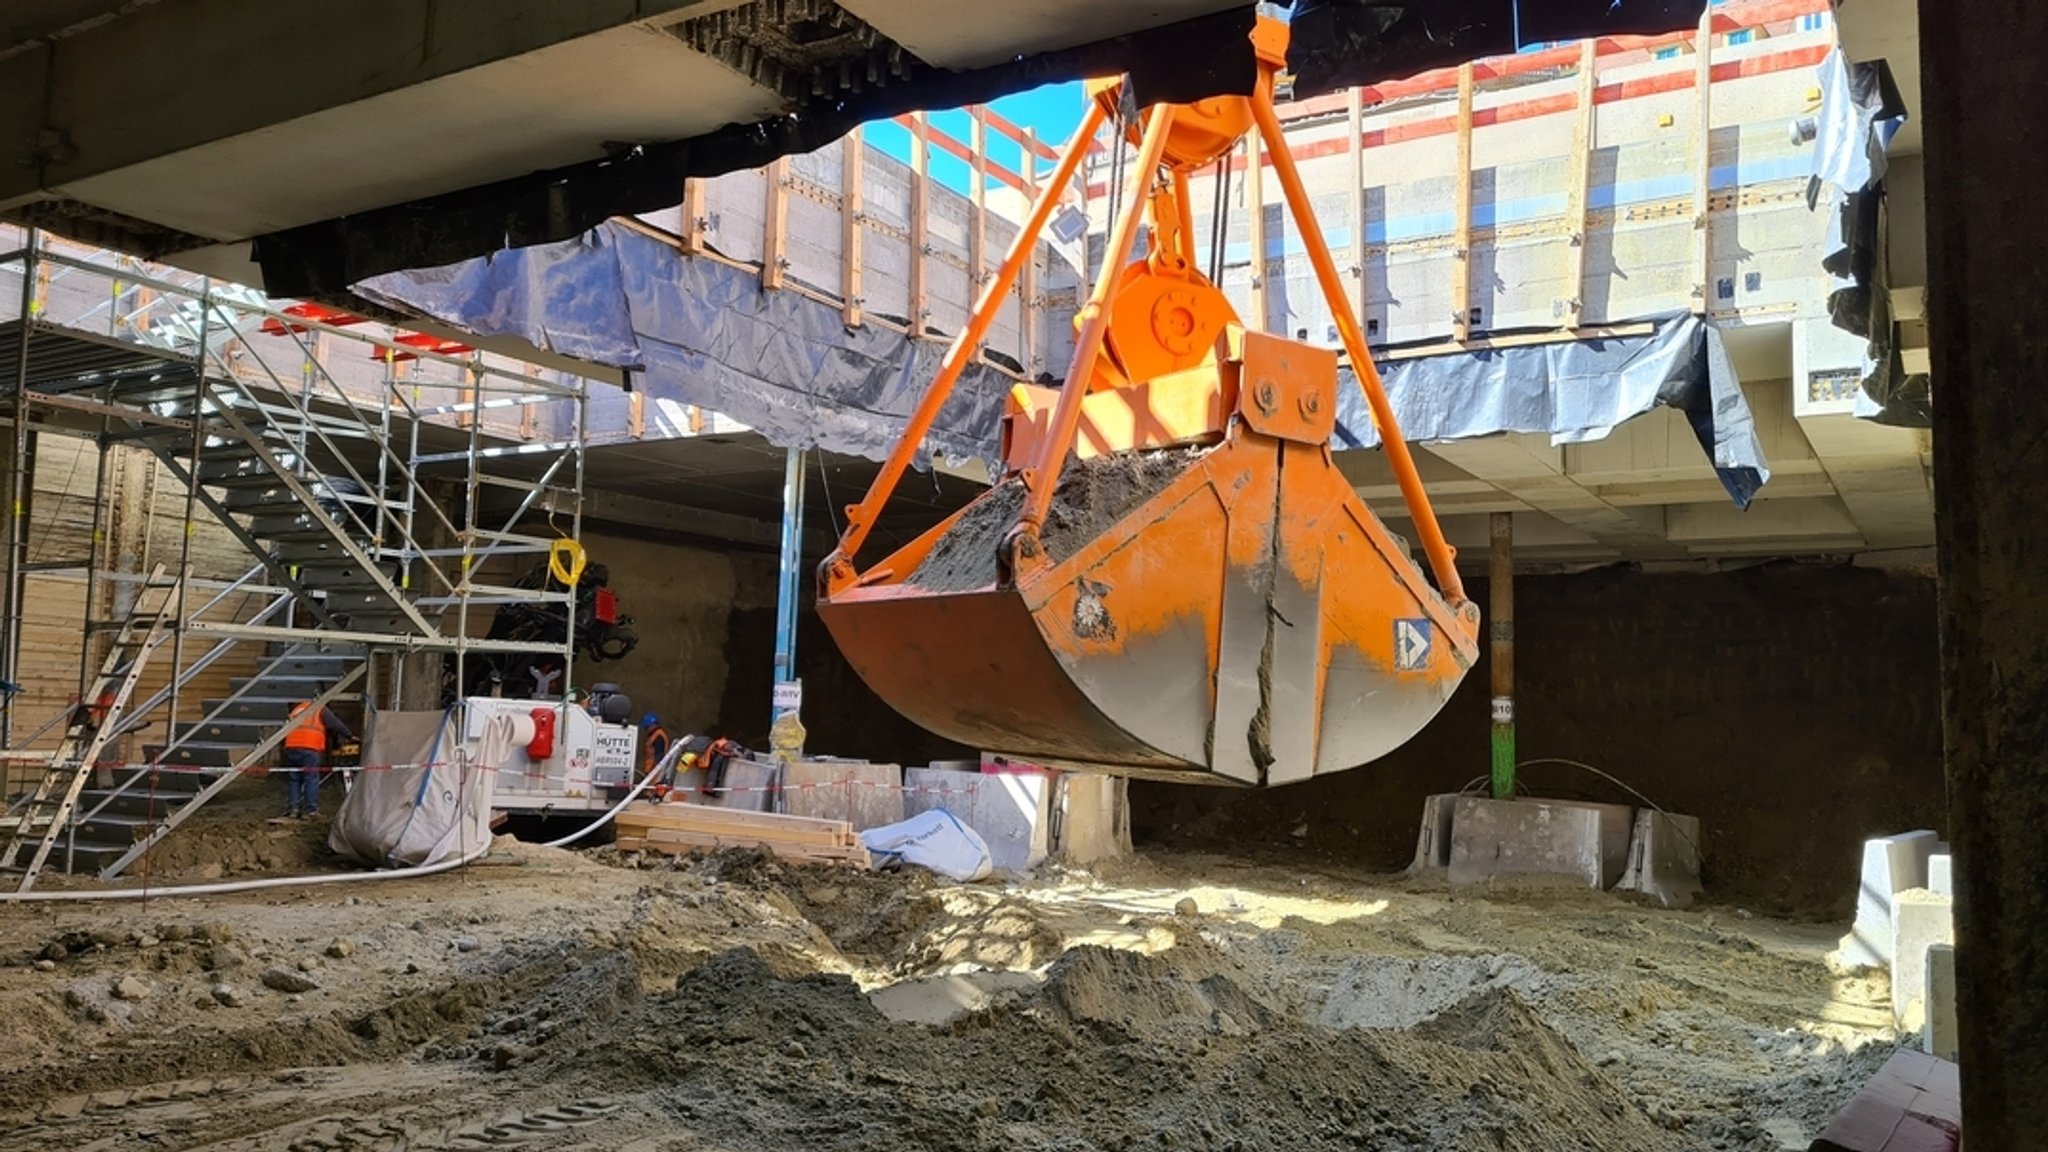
[820,101,1108,595]
[1007,103,1179,572]
[1248,80,1467,604]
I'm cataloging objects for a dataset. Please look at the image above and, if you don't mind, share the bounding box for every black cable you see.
[814,449,842,538]
[1207,153,1227,285]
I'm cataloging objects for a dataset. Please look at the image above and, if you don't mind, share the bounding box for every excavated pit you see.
[0,843,1897,1152]
[906,447,1209,593]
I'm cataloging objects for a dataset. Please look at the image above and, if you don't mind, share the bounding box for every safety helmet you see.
[642,712,659,728]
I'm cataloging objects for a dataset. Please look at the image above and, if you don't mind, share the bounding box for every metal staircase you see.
[0,229,590,886]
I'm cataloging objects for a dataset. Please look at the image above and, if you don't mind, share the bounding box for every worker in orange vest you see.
[282,693,353,820]
[641,713,671,780]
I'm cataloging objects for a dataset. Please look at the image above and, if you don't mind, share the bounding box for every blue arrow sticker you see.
[1394,619,1432,671]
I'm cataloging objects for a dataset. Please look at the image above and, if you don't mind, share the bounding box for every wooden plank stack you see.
[614,801,870,867]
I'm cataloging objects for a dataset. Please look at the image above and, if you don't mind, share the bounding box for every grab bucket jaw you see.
[819,333,1479,786]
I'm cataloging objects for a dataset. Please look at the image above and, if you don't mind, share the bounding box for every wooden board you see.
[617,800,852,842]
[615,830,869,866]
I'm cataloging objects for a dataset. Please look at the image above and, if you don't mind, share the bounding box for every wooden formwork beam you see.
[1348,86,1366,329]
[762,156,790,292]
[909,111,930,338]
[1565,38,1598,330]
[1020,126,1040,374]
[1246,131,1266,331]
[970,106,990,364]
[842,127,865,328]
[1691,9,1714,315]
[681,178,707,256]
[1451,61,1475,344]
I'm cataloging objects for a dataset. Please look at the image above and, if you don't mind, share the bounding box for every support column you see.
[1921,0,2048,1141]
[771,446,807,725]
[1489,511,1514,798]
[1,231,36,748]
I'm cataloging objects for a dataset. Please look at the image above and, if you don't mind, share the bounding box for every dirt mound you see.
[1036,943,1279,1040]
[547,941,1676,1152]
[121,810,341,881]
[907,448,1207,592]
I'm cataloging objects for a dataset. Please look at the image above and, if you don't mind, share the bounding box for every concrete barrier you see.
[1837,831,1942,969]
[1923,943,1958,1062]
[1616,810,1704,909]
[670,759,779,813]
[904,766,1051,873]
[1445,797,1633,889]
[777,760,904,831]
[1891,888,1955,1032]
[1056,775,1131,865]
[1407,793,1461,874]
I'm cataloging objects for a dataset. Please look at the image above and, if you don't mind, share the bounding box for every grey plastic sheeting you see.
[1807,48,1926,427]
[358,223,1768,506]
[357,223,1012,465]
[1332,314,1768,508]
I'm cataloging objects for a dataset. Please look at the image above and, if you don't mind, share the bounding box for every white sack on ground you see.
[330,709,496,868]
[860,809,993,882]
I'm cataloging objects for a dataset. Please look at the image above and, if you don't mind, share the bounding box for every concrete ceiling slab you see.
[1837,0,1921,155]
[56,23,783,240]
[840,0,1242,70]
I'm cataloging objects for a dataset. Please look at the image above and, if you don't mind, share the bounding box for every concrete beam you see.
[1665,496,1865,554]
[1799,414,1935,551]
[1424,433,1688,561]
[1,0,762,236]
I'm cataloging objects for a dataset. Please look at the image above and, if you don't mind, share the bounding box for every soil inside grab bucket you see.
[906,448,1210,593]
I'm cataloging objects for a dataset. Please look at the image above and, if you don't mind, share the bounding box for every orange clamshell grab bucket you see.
[816,14,1480,786]
[819,331,1477,785]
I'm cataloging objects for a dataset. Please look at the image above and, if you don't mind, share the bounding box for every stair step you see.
[248,513,345,542]
[197,699,294,723]
[201,694,362,722]
[144,743,252,769]
[228,673,340,696]
[320,586,411,611]
[177,718,275,745]
[271,540,347,563]
[195,456,301,487]
[334,612,431,635]
[256,654,364,678]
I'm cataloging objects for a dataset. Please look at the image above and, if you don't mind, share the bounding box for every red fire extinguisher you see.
[526,707,556,761]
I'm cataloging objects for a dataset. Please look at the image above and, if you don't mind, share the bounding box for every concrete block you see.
[1406,793,1461,874]
[1922,943,1957,1062]
[1837,830,1941,969]
[1056,774,1131,864]
[1926,853,1953,898]
[1890,888,1955,1033]
[1445,796,1634,890]
[670,759,779,813]
[1616,809,1704,909]
[776,760,905,831]
[904,766,1052,873]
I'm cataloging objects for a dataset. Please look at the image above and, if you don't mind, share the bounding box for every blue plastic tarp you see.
[1333,314,1768,508]
[358,221,1768,506]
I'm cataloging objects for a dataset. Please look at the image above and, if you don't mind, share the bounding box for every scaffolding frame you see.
[0,227,594,875]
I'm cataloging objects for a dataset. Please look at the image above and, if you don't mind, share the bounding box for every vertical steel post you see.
[1489,511,1515,798]
[0,230,35,748]
[772,446,807,722]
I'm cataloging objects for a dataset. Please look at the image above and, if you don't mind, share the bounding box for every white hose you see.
[0,843,492,904]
